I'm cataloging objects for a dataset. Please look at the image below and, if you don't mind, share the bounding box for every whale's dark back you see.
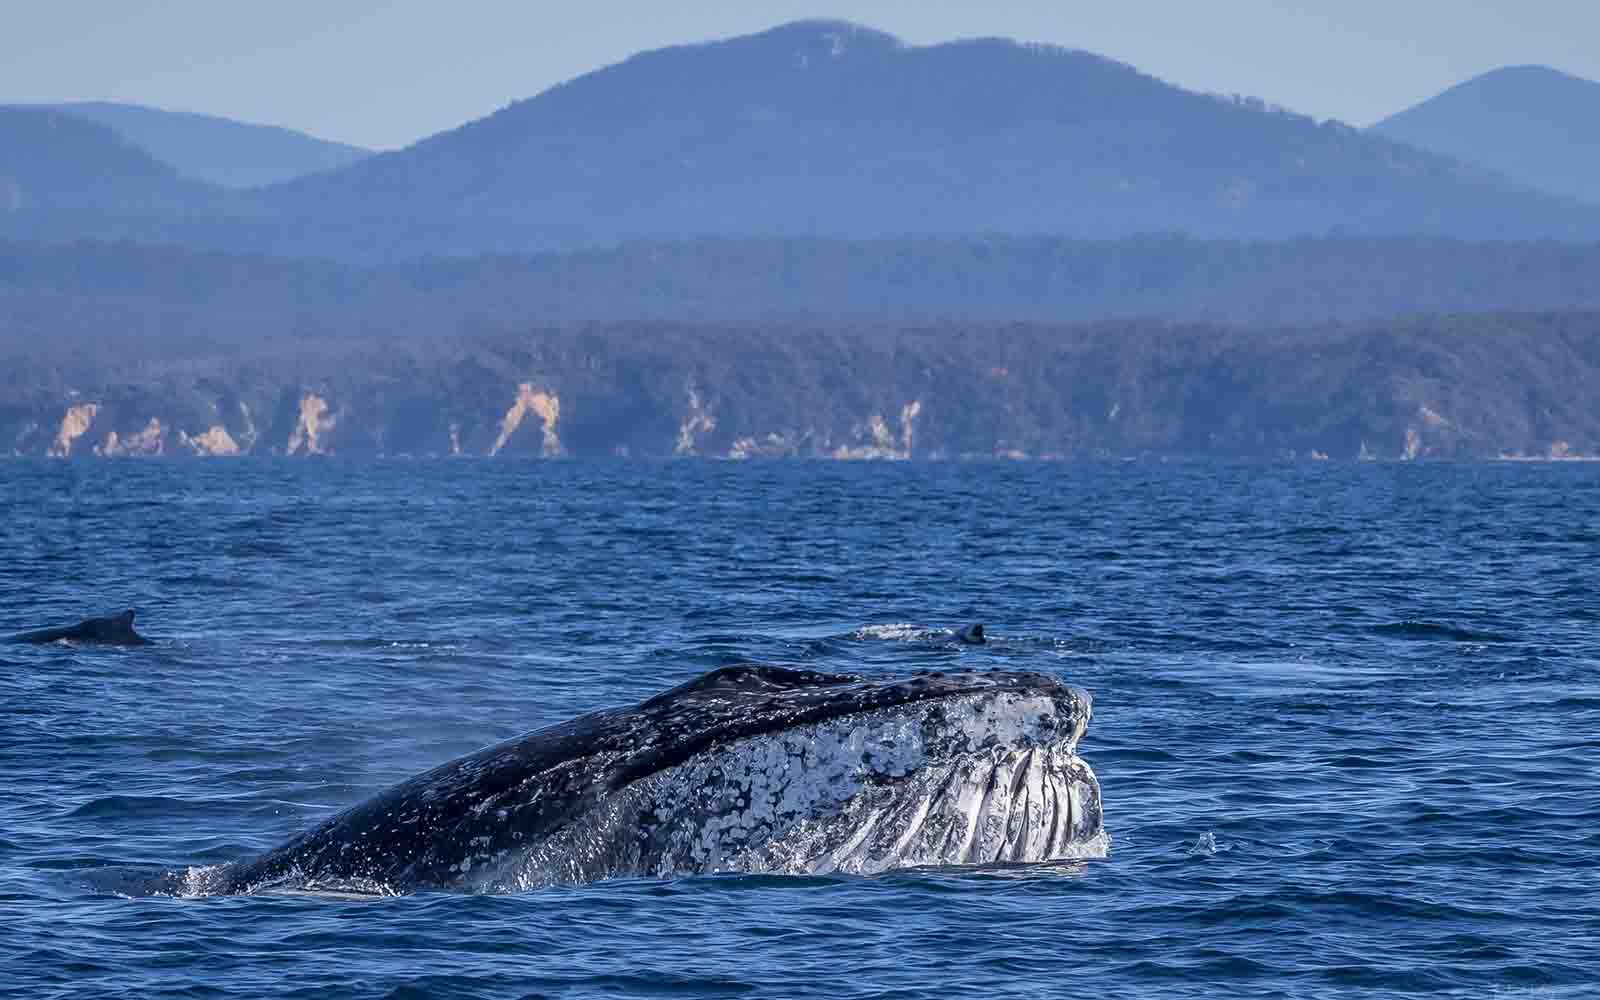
[9,610,148,646]
[217,665,1084,892]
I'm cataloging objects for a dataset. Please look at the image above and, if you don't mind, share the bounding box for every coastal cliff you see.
[6,314,1597,461]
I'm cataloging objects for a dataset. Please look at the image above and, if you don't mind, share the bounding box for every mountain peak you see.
[611,18,902,75]
[1431,64,1600,110]
[1373,64,1600,204]
[30,101,372,188]
[1474,64,1592,86]
[744,18,902,51]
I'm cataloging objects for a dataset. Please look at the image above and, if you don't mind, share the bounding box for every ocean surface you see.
[2,460,1596,999]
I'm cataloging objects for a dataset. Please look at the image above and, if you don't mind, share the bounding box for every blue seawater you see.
[2,460,1596,999]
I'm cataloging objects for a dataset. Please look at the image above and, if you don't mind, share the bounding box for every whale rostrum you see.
[205,665,1105,894]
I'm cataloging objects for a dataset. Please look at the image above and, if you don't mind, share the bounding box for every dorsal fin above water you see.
[8,608,149,645]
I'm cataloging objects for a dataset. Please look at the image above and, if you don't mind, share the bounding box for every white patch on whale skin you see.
[473,690,1104,892]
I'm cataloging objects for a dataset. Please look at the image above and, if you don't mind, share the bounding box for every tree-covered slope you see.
[5,313,1597,461]
[0,107,236,243]
[7,236,1600,336]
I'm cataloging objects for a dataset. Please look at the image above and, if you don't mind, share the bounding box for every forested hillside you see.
[0,108,238,244]
[6,313,1596,461]
[36,102,372,188]
[7,236,1600,335]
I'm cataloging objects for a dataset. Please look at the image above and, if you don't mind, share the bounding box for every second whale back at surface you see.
[952,624,985,644]
[8,610,149,646]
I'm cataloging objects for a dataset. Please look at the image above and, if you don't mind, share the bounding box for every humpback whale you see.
[8,609,149,646]
[209,665,1104,895]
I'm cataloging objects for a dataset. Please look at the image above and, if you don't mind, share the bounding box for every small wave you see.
[1326,754,1393,769]
[174,862,401,899]
[299,638,450,650]
[66,795,221,819]
[1371,621,1510,643]
[1552,696,1600,709]
[254,884,402,900]
[1188,832,1226,856]
[763,573,840,585]
[247,877,402,900]
[223,539,294,558]
[75,864,191,898]
[902,857,1097,882]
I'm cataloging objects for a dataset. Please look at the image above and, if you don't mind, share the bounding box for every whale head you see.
[215,665,1104,895]
[544,664,1103,887]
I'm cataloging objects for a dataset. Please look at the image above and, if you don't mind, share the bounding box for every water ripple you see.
[2,460,1597,998]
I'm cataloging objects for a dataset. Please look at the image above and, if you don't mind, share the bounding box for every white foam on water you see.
[851,623,933,641]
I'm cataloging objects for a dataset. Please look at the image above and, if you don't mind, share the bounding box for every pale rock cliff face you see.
[901,400,921,456]
[1401,404,1464,460]
[284,393,337,456]
[181,425,242,457]
[1499,440,1598,461]
[674,388,717,456]
[49,403,99,457]
[233,402,258,452]
[1403,427,1424,460]
[832,400,922,460]
[5,319,1598,460]
[729,432,804,459]
[96,417,166,457]
[490,383,563,457]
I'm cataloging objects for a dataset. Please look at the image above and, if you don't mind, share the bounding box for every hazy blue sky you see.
[4,1,1596,149]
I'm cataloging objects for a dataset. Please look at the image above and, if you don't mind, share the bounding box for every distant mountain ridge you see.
[1373,66,1600,205]
[0,107,238,243]
[259,19,1600,257]
[34,102,372,188]
[5,21,1600,259]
